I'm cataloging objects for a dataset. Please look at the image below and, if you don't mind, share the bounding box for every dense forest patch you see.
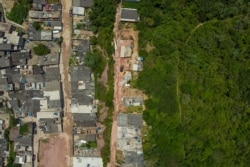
[135,0,250,166]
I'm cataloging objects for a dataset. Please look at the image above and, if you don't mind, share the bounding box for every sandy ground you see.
[39,135,69,167]
[60,0,73,166]
[108,3,121,167]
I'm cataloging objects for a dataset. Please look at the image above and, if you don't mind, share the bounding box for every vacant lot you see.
[39,136,69,167]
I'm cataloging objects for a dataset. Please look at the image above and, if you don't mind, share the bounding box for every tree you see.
[33,44,50,56]
[32,22,42,31]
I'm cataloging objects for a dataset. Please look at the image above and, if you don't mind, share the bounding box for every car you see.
[32,154,36,161]
[120,65,124,72]
[69,9,73,17]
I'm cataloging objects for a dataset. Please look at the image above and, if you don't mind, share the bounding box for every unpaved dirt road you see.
[60,0,73,166]
[108,3,121,167]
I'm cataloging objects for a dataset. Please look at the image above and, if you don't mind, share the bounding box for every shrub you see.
[33,44,50,56]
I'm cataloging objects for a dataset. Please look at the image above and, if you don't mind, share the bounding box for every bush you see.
[32,22,42,31]
[19,123,29,135]
[33,44,50,56]
[7,1,30,24]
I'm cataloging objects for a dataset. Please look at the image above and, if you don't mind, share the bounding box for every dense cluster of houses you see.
[69,0,104,166]
[0,0,144,166]
[0,0,63,166]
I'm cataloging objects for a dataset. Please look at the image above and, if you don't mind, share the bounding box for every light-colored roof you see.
[43,90,60,100]
[37,111,60,120]
[73,157,103,167]
[120,45,132,58]
[73,6,85,15]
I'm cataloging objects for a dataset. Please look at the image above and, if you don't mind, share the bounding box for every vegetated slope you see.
[135,0,250,166]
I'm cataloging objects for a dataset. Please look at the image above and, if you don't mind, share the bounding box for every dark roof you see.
[0,77,7,85]
[0,139,7,166]
[33,65,44,75]
[37,54,59,65]
[16,136,32,146]
[123,0,140,1]
[70,65,92,82]
[48,100,62,108]
[72,0,93,8]
[46,21,62,27]
[72,40,90,54]
[0,54,10,68]
[123,151,144,167]
[5,68,20,83]
[83,134,96,141]
[121,8,140,22]
[73,113,96,127]
[0,44,14,51]
[28,25,53,41]
[33,0,47,5]
[51,4,62,11]
[117,113,143,128]
[32,3,43,10]
[18,38,25,49]
[11,51,30,66]
[39,118,61,133]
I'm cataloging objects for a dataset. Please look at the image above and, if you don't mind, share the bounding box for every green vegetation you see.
[55,36,63,46]
[89,1,117,166]
[76,23,83,29]
[33,44,50,56]
[69,56,78,66]
[90,0,117,55]
[133,0,250,166]
[19,123,29,136]
[122,2,140,9]
[4,115,21,167]
[80,141,98,148]
[47,0,59,3]
[126,106,143,113]
[97,60,114,166]
[41,138,50,143]
[7,0,30,24]
[84,49,106,76]
[32,22,42,31]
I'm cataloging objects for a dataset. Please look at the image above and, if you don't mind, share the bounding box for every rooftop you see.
[29,10,61,19]
[38,118,61,133]
[72,0,94,8]
[11,51,31,66]
[37,54,59,65]
[28,30,53,41]
[121,8,140,22]
[73,157,103,167]
[123,96,143,107]
[73,6,85,15]
[73,113,96,127]
[117,113,143,128]
[123,151,144,167]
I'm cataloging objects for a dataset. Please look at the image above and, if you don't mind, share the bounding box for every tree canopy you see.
[33,44,50,56]
[132,0,250,166]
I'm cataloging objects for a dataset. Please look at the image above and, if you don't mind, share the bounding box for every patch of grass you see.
[41,138,50,143]
[126,106,143,113]
[122,2,140,9]
[80,141,98,148]
[100,58,114,166]
[47,0,59,3]
[19,123,29,135]
[69,56,78,66]
[76,23,83,29]
[33,44,50,56]
[7,1,30,24]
